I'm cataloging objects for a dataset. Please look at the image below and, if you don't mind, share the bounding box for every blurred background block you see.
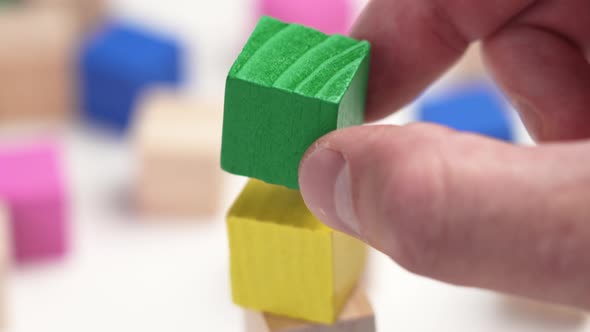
[0,141,68,263]
[0,202,8,329]
[24,0,105,34]
[259,0,352,35]
[250,288,376,332]
[418,81,514,142]
[0,7,76,126]
[80,22,183,132]
[134,89,222,218]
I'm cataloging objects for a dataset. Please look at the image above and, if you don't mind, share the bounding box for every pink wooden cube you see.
[259,0,352,35]
[0,141,68,263]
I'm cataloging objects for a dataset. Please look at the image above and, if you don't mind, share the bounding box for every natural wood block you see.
[228,179,367,324]
[25,0,105,33]
[134,90,223,218]
[246,288,375,332]
[0,7,76,125]
[221,16,370,189]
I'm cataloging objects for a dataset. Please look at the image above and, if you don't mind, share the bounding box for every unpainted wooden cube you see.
[25,0,105,33]
[134,90,223,218]
[0,7,76,125]
[246,288,375,332]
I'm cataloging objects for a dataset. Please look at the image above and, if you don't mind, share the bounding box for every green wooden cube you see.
[221,16,370,189]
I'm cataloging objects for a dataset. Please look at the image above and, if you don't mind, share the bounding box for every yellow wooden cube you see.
[227,179,367,324]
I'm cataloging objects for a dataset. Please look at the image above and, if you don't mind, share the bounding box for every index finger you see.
[352,0,535,121]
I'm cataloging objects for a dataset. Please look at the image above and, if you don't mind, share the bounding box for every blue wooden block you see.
[80,22,183,131]
[418,81,513,142]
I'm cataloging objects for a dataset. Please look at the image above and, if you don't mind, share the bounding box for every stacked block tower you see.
[222,17,376,331]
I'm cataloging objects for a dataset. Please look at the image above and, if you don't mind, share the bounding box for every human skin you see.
[298,0,590,309]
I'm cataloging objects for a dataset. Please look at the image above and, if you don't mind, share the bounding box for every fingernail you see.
[299,147,360,236]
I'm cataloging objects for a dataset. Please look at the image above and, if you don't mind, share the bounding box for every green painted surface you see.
[222,16,371,189]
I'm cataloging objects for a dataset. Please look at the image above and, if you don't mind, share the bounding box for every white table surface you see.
[4,0,589,331]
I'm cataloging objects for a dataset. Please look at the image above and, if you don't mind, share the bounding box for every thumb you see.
[299,124,590,310]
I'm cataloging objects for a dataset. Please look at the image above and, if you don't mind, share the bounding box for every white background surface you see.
[4,0,589,331]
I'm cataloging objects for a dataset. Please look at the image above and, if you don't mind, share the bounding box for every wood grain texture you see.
[221,16,370,189]
[245,288,375,332]
[134,90,223,218]
[0,7,76,125]
[227,179,367,324]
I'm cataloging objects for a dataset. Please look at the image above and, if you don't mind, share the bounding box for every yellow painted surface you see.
[227,179,366,324]
[332,231,367,316]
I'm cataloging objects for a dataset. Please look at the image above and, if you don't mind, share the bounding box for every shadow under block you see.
[246,288,375,332]
[227,179,367,324]
[221,16,370,189]
[418,81,514,142]
[0,7,76,125]
[0,142,68,263]
[134,90,223,217]
[259,0,351,35]
[81,22,182,132]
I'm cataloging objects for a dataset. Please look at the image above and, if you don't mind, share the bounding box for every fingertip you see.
[299,144,361,237]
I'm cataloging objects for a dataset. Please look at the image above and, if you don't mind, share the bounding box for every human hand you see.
[298,0,590,309]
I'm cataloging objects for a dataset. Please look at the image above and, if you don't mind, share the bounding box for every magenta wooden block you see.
[0,141,68,263]
[259,0,351,35]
